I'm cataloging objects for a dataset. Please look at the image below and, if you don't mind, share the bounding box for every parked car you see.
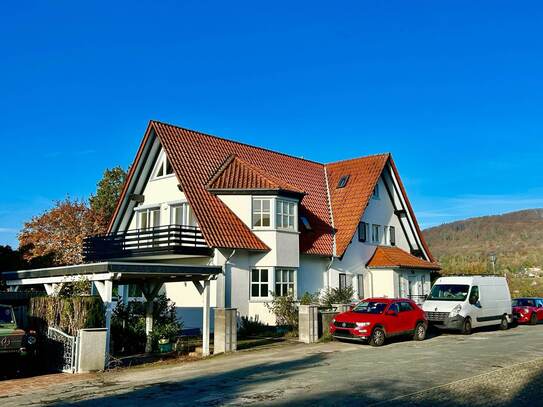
[0,304,38,372]
[330,298,428,346]
[512,298,543,325]
[422,276,512,334]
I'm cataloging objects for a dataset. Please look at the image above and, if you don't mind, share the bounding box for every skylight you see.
[300,216,312,230]
[337,175,350,189]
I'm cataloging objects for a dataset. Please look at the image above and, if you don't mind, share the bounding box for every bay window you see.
[276,199,296,230]
[252,198,271,228]
[275,268,295,296]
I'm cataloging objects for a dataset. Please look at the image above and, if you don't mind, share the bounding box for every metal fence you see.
[47,327,78,373]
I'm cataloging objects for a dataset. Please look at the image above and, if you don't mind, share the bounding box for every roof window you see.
[337,175,350,189]
[300,216,312,230]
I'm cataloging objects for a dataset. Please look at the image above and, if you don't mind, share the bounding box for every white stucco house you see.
[84,120,439,327]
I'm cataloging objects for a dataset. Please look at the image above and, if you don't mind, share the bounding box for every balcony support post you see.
[140,280,163,353]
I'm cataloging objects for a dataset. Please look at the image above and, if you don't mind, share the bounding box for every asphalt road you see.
[4,324,543,406]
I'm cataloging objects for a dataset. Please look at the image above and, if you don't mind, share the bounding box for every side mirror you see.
[386,310,397,316]
[469,296,479,305]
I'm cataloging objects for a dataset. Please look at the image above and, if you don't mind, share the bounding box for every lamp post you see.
[489,253,497,275]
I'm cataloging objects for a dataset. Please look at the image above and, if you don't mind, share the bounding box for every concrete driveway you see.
[4,325,543,406]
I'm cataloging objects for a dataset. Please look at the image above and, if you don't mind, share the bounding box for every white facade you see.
[115,148,434,328]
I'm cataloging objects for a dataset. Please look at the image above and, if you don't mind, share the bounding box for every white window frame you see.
[135,206,161,230]
[151,150,175,180]
[276,199,297,231]
[250,268,271,300]
[275,268,296,297]
[389,226,396,246]
[170,202,189,226]
[252,197,272,229]
[371,224,381,244]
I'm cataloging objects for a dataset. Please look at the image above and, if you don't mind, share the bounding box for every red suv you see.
[512,298,543,325]
[330,298,428,346]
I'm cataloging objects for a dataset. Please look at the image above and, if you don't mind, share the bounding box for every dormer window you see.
[153,151,174,179]
[337,175,350,189]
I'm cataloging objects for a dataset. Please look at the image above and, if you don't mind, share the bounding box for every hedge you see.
[29,295,104,336]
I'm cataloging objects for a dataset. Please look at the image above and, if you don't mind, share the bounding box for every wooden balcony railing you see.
[83,225,211,262]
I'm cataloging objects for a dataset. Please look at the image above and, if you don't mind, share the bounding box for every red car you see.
[330,298,428,346]
[512,297,543,325]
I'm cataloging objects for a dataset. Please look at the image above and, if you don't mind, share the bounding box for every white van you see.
[422,276,512,334]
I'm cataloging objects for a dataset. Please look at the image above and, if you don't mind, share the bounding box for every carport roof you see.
[2,261,222,285]
[366,246,441,270]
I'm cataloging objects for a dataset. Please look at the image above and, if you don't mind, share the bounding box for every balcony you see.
[83,225,212,262]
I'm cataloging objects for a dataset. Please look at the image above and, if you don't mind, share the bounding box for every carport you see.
[2,261,222,363]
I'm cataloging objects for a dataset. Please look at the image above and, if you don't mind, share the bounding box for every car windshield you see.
[513,299,536,307]
[352,301,388,314]
[427,284,470,301]
[0,306,14,324]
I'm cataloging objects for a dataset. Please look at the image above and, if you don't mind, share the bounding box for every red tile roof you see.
[325,155,390,256]
[206,155,305,195]
[109,120,435,261]
[152,121,334,255]
[366,246,440,270]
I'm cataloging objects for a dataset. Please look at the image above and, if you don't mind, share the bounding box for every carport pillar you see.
[141,281,163,353]
[94,280,113,368]
[202,279,211,357]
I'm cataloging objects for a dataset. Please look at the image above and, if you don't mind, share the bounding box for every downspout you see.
[223,249,236,308]
[323,166,336,291]
[326,256,334,290]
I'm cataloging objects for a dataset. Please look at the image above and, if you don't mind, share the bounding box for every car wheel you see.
[499,315,509,330]
[369,327,386,347]
[461,318,472,335]
[413,322,426,341]
[530,313,538,325]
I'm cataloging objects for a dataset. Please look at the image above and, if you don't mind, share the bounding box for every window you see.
[137,207,160,229]
[337,175,350,188]
[276,199,296,230]
[399,302,414,312]
[252,198,271,228]
[339,273,347,290]
[383,226,388,245]
[388,303,400,314]
[171,203,188,225]
[372,183,380,199]
[153,151,174,179]
[469,286,479,304]
[251,268,269,298]
[275,269,295,297]
[427,284,470,301]
[300,216,312,230]
[389,226,396,246]
[371,224,380,244]
[128,284,143,298]
[357,275,364,299]
[358,222,368,242]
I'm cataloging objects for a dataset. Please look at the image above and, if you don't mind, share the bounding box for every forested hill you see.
[423,209,543,275]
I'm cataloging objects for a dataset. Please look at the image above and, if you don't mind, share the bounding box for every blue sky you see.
[1,1,543,247]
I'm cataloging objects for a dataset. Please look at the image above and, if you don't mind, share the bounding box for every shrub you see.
[266,294,298,329]
[299,291,319,305]
[238,316,277,338]
[111,294,182,355]
[29,295,104,336]
[321,286,355,309]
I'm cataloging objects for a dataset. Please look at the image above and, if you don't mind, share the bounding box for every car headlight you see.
[26,335,37,345]
[449,304,462,317]
[523,308,530,314]
[331,318,336,324]
[356,322,371,328]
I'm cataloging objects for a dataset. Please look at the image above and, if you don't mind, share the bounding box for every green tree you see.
[89,166,127,230]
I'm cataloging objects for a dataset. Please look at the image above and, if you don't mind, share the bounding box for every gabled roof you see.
[325,154,390,256]
[367,246,440,270]
[109,120,435,260]
[206,155,305,195]
[151,121,334,255]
